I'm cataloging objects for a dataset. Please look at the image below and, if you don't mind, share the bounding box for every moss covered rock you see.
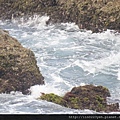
[0,29,44,94]
[39,85,119,112]
[40,93,66,106]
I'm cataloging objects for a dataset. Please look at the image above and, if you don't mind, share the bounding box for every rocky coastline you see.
[0,0,120,32]
[0,0,120,112]
[39,85,119,112]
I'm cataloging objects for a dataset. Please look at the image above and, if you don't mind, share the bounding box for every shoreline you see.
[0,0,119,33]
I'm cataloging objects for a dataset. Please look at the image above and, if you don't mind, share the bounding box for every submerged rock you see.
[0,0,119,32]
[40,85,119,112]
[0,29,44,94]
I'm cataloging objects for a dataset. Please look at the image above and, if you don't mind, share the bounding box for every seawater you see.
[0,15,120,114]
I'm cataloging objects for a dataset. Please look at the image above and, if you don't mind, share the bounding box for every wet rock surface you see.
[40,85,119,112]
[0,29,44,94]
[0,0,120,32]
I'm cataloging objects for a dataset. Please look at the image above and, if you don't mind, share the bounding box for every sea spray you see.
[0,15,120,113]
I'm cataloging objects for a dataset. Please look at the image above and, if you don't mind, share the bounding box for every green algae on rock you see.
[39,85,119,112]
[0,29,44,94]
[40,93,67,106]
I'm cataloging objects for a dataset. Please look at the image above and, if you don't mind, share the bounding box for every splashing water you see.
[0,15,120,114]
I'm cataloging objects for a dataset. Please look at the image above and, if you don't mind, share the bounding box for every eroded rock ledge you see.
[0,29,44,94]
[39,85,119,112]
[0,0,120,32]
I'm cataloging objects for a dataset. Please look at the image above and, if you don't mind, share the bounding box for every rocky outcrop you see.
[40,85,119,112]
[0,29,44,94]
[0,0,120,32]
[50,0,120,32]
[0,0,58,19]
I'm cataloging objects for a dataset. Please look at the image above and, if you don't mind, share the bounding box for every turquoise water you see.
[0,15,120,114]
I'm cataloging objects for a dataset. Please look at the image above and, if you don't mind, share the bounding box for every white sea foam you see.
[117,69,120,80]
[1,15,120,114]
[11,15,49,28]
[29,84,66,98]
[73,51,120,76]
[29,82,86,99]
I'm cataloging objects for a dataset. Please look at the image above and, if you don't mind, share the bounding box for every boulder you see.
[40,85,119,112]
[0,29,44,94]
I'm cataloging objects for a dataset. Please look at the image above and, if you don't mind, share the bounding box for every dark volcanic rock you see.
[0,29,44,94]
[40,85,119,112]
[0,0,120,32]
